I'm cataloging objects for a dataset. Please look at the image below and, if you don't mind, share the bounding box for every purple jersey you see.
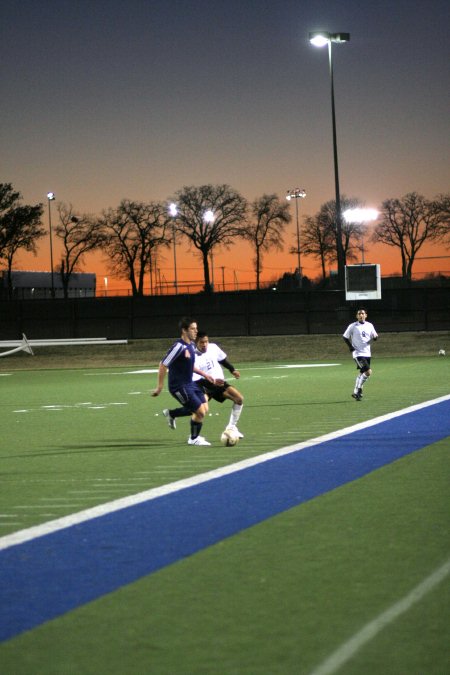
[162,339,196,393]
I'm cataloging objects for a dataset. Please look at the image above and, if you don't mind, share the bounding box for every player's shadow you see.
[0,440,174,460]
[246,400,349,407]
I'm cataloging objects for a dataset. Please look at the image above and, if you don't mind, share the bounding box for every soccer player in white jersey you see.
[343,308,378,401]
[194,332,245,438]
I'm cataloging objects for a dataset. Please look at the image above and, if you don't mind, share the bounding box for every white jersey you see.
[193,342,227,381]
[343,320,378,358]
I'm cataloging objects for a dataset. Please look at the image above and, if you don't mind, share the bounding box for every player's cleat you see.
[351,393,362,401]
[188,435,211,446]
[357,388,363,398]
[163,409,176,429]
[227,424,244,439]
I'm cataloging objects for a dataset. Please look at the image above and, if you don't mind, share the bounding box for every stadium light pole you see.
[309,30,350,289]
[203,209,215,292]
[286,188,306,286]
[343,207,379,264]
[169,203,178,294]
[47,192,56,298]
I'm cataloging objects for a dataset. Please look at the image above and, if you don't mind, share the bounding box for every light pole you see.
[309,30,350,288]
[286,188,306,286]
[203,209,215,292]
[169,203,178,294]
[47,192,56,298]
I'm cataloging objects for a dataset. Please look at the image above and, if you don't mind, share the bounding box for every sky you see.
[2,0,449,292]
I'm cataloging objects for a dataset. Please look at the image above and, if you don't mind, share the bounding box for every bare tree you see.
[372,192,446,281]
[301,214,335,282]
[243,194,290,290]
[300,197,364,282]
[101,200,171,296]
[172,184,247,292]
[0,183,45,299]
[432,193,450,247]
[54,203,105,299]
[318,197,365,266]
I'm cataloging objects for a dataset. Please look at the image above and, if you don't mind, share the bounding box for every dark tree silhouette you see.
[100,200,171,296]
[302,197,364,282]
[0,183,45,299]
[172,184,247,292]
[55,203,105,299]
[301,214,335,282]
[243,194,290,290]
[372,192,447,280]
[432,193,450,247]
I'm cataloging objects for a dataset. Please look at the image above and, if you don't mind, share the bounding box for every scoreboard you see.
[345,264,381,300]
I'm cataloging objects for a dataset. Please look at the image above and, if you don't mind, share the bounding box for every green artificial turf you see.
[1,356,448,530]
[0,355,449,674]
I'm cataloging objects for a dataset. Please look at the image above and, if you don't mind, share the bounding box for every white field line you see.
[308,558,450,675]
[1,394,449,552]
[83,363,342,377]
[122,364,341,375]
[268,363,340,368]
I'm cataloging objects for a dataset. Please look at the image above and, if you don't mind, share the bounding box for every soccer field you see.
[1,356,449,674]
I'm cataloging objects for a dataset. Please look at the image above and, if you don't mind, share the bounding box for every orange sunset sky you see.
[4,0,449,295]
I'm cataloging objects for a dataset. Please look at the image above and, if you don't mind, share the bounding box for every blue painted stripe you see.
[1,400,449,642]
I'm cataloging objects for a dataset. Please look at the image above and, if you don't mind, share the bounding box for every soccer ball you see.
[220,428,239,447]
[438,349,446,356]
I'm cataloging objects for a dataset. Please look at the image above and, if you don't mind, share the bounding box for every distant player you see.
[151,317,214,446]
[343,308,378,401]
[194,331,245,438]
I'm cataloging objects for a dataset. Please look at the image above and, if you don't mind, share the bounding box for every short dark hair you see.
[196,330,208,341]
[179,316,196,331]
[356,308,367,314]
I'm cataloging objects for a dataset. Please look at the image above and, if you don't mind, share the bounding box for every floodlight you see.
[309,31,350,46]
[343,208,378,223]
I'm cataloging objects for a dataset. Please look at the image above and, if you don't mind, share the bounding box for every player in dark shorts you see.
[151,317,214,446]
[343,308,378,401]
[193,332,245,438]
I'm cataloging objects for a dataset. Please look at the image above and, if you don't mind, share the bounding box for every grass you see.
[0,347,449,674]
[1,355,449,531]
[1,330,449,370]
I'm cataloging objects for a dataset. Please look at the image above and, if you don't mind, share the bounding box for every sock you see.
[190,420,202,439]
[170,406,191,418]
[228,404,243,427]
[359,373,369,390]
[354,373,369,394]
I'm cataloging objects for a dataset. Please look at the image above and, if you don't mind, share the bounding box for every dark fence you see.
[1,287,449,340]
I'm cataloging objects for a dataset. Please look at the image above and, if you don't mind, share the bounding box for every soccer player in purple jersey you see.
[152,317,215,446]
